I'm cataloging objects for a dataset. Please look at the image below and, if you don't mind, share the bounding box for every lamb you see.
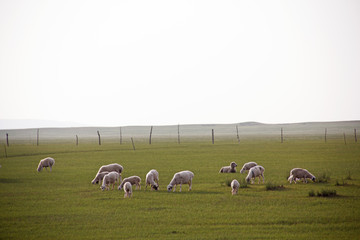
[288,168,316,184]
[37,157,55,172]
[123,182,132,198]
[145,169,159,190]
[240,162,258,174]
[100,171,120,191]
[118,176,141,190]
[245,165,265,184]
[167,170,194,192]
[219,162,237,173]
[91,171,109,184]
[97,163,123,182]
[231,179,240,195]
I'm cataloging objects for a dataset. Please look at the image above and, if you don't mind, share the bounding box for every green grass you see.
[1,139,360,239]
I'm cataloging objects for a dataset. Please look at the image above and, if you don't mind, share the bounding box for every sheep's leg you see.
[262,174,265,183]
[189,180,192,191]
[173,185,176,192]
[50,165,52,172]
[179,184,182,192]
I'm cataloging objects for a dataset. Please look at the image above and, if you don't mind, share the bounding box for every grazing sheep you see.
[245,166,265,184]
[118,176,141,190]
[240,162,258,174]
[97,163,123,182]
[123,182,132,198]
[288,168,316,184]
[167,170,194,192]
[145,169,159,190]
[91,171,109,184]
[219,162,237,173]
[37,157,55,172]
[100,172,120,191]
[231,179,240,195]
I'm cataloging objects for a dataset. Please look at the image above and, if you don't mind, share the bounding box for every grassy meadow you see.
[1,137,360,239]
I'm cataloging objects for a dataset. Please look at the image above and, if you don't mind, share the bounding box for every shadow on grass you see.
[0,178,23,183]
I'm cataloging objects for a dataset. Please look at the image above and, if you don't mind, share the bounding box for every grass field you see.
[1,139,360,239]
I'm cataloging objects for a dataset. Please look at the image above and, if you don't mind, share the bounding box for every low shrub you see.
[265,182,285,191]
[317,189,337,197]
[308,190,315,197]
[309,189,337,197]
[345,171,352,180]
[239,179,248,188]
[316,172,331,183]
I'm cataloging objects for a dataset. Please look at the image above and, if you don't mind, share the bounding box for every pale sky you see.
[1,0,359,128]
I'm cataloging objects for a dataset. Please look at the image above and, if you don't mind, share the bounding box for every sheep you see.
[231,179,240,195]
[118,176,141,190]
[219,162,237,173]
[123,182,132,198]
[91,171,109,184]
[240,162,258,174]
[100,171,120,191]
[97,163,123,182]
[145,169,159,190]
[37,157,55,172]
[167,170,194,192]
[245,165,265,184]
[288,168,316,184]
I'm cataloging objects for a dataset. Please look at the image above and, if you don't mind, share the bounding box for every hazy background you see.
[1,0,359,129]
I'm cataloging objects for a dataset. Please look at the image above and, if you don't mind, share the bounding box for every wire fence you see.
[1,122,359,146]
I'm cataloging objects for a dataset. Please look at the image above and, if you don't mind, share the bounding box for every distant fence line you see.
[1,122,359,146]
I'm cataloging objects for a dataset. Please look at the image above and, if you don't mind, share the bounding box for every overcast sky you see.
[1,0,359,128]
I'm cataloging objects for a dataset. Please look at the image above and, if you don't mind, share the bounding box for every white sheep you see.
[167,170,194,192]
[219,162,237,173]
[145,169,159,190]
[123,182,132,198]
[288,168,316,184]
[231,179,240,195]
[97,163,123,182]
[37,157,55,172]
[100,171,120,191]
[91,171,109,184]
[118,176,141,190]
[240,162,258,173]
[245,165,265,184]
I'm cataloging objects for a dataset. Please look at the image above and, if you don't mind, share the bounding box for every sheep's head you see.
[312,176,316,182]
[152,184,158,191]
[92,179,99,184]
[100,185,106,191]
[167,185,173,192]
[230,162,237,169]
[240,168,245,174]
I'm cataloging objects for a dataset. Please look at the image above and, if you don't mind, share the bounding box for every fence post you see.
[6,133,9,147]
[355,129,357,143]
[149,126,153,145]
[76,135,78,146]
[325,128,327,143]
[236,125,240,144]
[131,137,136,151]
[120,127,122,145]
[281,128,283,143]
[212,129,215,144]
[97,131,101,145]
[343,133,347,145]
[37,129,39,146]
[178,124,180,144]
